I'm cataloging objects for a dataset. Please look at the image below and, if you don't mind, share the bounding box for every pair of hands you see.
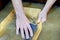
[16,11,47,39]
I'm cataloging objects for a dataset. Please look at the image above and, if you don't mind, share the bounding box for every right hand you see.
[16,13,33,39]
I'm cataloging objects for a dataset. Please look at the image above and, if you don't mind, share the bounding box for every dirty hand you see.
[38,11,47,23]
[16,14,33,39]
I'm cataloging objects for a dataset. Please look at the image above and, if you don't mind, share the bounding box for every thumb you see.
[36,17,42,24]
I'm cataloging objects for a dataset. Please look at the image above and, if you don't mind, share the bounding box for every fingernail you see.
[26,37,29,39]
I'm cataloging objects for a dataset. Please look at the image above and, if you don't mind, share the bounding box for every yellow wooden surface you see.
[32,21,42,40]
[0,10,15,37]
[0,7,42,40]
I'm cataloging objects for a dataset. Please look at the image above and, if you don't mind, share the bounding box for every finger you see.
[27,24,33,37]
[24,26,29,39]
[16,19,20,35]
[37,16,42,23]
[16,26,19,35]
[20,27,25,39]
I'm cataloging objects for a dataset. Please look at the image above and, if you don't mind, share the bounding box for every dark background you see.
[0,0,60,10]
[0,0,10,10]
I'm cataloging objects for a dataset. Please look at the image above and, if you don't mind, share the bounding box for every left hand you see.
[38,11,47,23]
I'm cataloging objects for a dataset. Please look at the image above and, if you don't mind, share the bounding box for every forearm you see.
[11,0,25,17]
[42,0,56,14]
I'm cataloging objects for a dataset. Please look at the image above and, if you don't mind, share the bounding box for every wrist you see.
[16,12,26,18]
[41,10,48,15]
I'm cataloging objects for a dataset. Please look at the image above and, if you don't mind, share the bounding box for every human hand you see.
[16,14,33,39]
[38,11,47,23]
